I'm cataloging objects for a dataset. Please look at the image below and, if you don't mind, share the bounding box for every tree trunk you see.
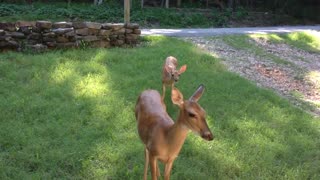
[177,0,181,7]
[94,0,103,5]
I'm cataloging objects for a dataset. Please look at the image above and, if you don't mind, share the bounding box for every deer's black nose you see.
[202,131,214,141]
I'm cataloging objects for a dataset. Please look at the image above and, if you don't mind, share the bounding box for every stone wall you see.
[0,21,141,51]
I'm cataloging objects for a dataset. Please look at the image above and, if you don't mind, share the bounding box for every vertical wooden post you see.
[165,0,169,8]
[124,0,130,24]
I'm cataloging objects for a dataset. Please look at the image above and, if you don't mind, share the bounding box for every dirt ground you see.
[183,34,320,116]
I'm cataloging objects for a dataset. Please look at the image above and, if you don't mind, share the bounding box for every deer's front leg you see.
[164,160,174,180]
[149,156,158,180]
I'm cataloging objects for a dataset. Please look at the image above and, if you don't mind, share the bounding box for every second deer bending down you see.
[162,56,187,100]
[135,85,213,180]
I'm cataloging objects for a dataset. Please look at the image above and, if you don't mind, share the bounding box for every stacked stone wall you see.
[0,21,140,51]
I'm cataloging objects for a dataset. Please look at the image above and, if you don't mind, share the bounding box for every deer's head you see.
[171,85,214,141]
[165,64,187,83]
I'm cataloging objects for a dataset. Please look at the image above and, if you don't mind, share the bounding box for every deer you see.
[135,85,214,180]
[162,56,187,101]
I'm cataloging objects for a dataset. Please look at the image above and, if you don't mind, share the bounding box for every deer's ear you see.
[179,65,187,74]
[189,84,205,102]
[172,87,184,106]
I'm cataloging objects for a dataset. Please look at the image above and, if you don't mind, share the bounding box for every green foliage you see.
[0,36,320,179]
[0,2,239,28]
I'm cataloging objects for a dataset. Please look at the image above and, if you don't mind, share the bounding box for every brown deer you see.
[162,56,187,101]
[135,85,213,180]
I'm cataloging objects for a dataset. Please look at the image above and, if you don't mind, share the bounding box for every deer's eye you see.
[188,112,196,118]
[171,74,174,77]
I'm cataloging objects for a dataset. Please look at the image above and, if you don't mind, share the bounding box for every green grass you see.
[1,36,320,179]
[251,32,320,53]
[219,35,294,66]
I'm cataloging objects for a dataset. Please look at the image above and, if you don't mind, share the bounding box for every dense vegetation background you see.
[0,0,318,28]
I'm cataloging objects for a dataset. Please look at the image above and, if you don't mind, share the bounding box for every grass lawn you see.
[0,36,320,179]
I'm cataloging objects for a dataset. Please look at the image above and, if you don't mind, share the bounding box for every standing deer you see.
[135,85,213,180]
[162,56,187,101]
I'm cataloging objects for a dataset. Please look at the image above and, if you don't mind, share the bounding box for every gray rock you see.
[19,26,32,34]
[125,29,133,34]
[114,28,125,35]
[112,24,125,31]
[72,22,87,29]
[52,28,74,35]
[84,22,101,29]
[46,42,57,47]
[126,23,139,29]
[102,23,124,30]
[0,22,16,31]
[7,40,19,48]
[118,35,125,40]
[16,21,36,28]
[88,29,99,35]
[36,21,52,29]
[109,35,118,40]
[99,29,111,36]
[28,33,42,40]
[133,29,141,34]
[56,36,69,43]
[81,35,99,42]
[65,31,75,37]
[10,32,25,39]
[43,32,56,38]
[101,23,113,30]
[75,28,89,36]
[53,22,72,29]
[126,34,139,40]
[111,40,125,46]
[43,37,56,42]
[32,27,41,33]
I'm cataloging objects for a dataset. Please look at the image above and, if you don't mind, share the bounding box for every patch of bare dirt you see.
[183,35,320,116]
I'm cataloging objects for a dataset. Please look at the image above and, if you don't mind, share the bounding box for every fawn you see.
[162,56,187,100]
[135,85,213,180]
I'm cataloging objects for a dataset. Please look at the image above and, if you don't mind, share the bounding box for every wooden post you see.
[165,0,169,8]
[124,0,130,24]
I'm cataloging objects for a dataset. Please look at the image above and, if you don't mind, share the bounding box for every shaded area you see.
[0,36,319,179]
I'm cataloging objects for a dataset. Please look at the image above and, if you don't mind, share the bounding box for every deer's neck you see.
[167,111,189,153]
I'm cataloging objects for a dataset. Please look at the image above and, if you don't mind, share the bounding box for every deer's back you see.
[135,90,173,145]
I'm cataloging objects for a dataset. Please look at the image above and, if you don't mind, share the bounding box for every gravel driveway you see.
[182,33,320,116]
[142,25,320,37]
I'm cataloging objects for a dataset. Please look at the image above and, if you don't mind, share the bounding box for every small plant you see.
[78,40,90,49]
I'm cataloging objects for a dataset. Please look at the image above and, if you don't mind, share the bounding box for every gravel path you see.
[143,26,320,116]
[142,25,320,37]
[182,34,320,116]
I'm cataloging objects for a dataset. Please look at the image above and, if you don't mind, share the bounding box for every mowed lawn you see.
[0,36,319,179]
